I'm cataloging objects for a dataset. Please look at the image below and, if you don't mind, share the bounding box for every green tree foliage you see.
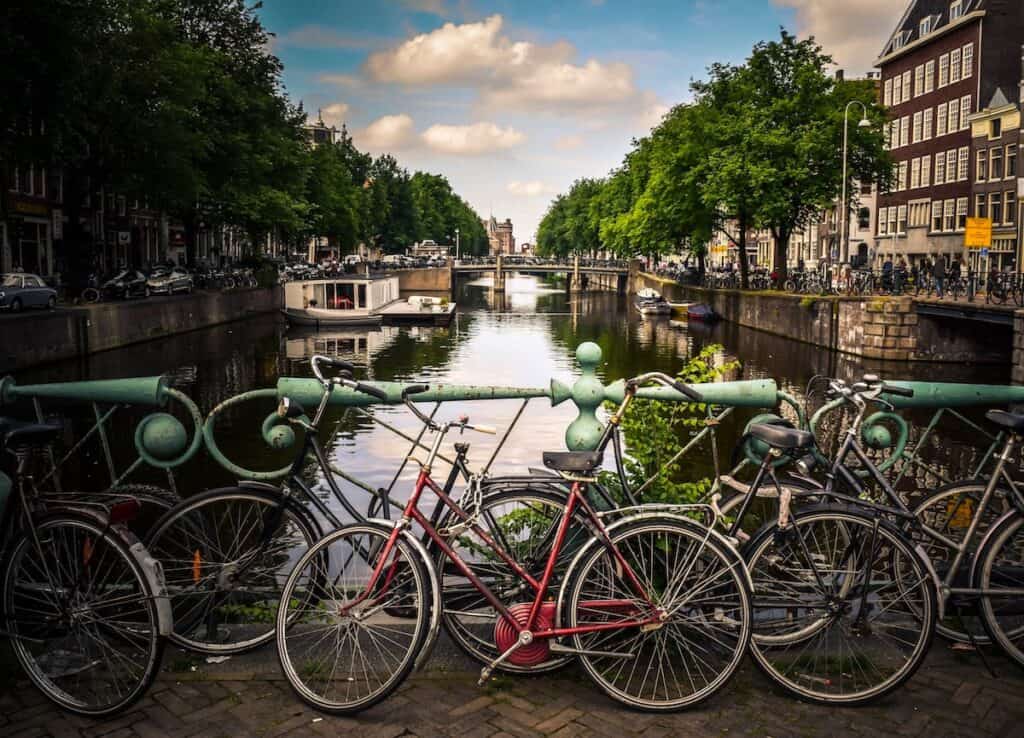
[537,30,891,279]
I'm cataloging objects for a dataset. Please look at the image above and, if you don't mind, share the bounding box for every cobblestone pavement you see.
[2,643,1023,738]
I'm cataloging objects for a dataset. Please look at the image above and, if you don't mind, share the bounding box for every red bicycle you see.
[274,381,752,714]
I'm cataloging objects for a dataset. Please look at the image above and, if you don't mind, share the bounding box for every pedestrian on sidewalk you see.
[932,256,946,298]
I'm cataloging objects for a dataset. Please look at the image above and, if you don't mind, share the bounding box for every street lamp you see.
[455,228,460,261]
[839,100,872,269]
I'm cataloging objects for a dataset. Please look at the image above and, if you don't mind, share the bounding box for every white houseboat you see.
[282,274,399,327]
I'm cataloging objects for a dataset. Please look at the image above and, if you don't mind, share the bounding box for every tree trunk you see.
[773,227,790,283]
[737,212,750,290]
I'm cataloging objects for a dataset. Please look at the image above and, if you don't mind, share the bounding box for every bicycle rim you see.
[746,509,935,705]
[978,513,1024,667]
[277,524,431,714]
[4,515,162,716]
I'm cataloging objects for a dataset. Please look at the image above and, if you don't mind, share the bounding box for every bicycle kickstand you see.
[478,632,532,686]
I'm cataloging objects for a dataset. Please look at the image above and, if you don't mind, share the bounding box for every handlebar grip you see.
[472,424,497,435]
[314,356,355,372]
[401,384,430,399]
[354,382,389,401]
[882,383,914,398]
[673,380,704,402]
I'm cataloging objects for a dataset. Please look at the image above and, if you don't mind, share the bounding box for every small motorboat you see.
[687,303,719,322]
[634,288,671,316]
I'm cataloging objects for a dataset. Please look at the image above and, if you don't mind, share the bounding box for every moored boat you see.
[687,303,719,322]
[282,274,399,327]
[634,287,671,316]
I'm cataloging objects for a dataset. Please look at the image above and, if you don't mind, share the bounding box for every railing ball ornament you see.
[262,412,297,450]
[565,341,606,451]
[133,388,203,469]
[861,411,908,473]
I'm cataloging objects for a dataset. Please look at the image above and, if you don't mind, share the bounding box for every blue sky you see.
[257,0,903,243]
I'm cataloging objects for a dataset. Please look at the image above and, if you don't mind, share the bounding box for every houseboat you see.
[634,287,671,316]
[282,274,399,327]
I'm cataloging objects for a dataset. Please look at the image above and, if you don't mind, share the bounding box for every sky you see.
[257,0,907,244]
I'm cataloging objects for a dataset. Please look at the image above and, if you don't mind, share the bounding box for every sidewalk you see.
[3,637,1023,738]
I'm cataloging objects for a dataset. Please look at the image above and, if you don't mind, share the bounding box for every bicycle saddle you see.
[749,423,813,450]
[985,409,1024,433]
[542,451,603,473]
[0,417,62,448]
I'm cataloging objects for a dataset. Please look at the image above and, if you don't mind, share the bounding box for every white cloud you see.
[774,0,907,73]
[507,180,557,197]
[318,73,363,89]
[316,103,350,128]
[278,24,376,49]
[364,14,642,113]
[355,114,417,150]
[421,122,525,155]
[554,134,584,151]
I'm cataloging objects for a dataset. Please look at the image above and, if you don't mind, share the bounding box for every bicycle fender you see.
[128,540,174,637]
[966,508,1021,594]
[555,513,751,629]
[913,543,946,622]
[237,480,279,493]
[366,518,442,672]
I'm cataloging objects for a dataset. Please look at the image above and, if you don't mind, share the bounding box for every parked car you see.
[0,273,58,312]
[102,270,149,299]
[147,267,193,295]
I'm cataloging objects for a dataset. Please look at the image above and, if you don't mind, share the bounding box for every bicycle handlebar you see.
[627,372,704,403]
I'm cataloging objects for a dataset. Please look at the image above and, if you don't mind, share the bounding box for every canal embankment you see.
[1,286,282,372]
[639,273,1015,366]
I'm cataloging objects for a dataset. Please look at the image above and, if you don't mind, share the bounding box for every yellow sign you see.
[965,217,993,248]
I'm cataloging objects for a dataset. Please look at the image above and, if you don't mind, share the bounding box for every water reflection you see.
[9,274,1014,522]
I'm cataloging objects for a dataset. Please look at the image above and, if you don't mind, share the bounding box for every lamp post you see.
[840,101,872,269]
[455,228,460,261]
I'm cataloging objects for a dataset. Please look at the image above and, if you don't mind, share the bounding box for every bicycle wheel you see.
[81,287,100,304]
[912,483,1012,644]
[2,513,163,717]
[439,486,592,673]
[146,487,321,654]
[561,517,751,711]
[976,512,1024,668]
[745,507,936,705]
[277,523,432,714]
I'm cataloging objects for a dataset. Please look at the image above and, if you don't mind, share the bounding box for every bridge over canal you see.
[451,255,637,292]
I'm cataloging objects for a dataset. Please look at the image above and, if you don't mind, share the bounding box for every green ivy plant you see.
[603,344,739,505]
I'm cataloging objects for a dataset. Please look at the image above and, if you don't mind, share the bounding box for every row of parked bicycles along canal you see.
[691,266,1024,305]
[1,357,1023,719]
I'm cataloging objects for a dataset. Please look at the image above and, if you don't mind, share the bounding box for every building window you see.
[884,78,893,106]
[958,147,969,180]
[925,60,936,93]
[890,207,899,234]
[959,96,971,130]
[978,150,989,181]
[962,43,974,78]
[939,54,950,87]
[990,193,1003,225]
[944,200,956,232]
[950,48,962,84]
[947,99,959,133]
[932,201,944,231]
[902,70,912,103]
[991,119,1002,139]
[1007,192,1017,224]
[957,198,969,230]
[898,205,908,234]
[923,107,933,139]
[936,151,947,184]
[911,157,921,189]
[913,112,923,143]
[976,194,987,219]
[898,161,909,191]
[914,64,925,96]
[950,1,963,21]
[921,154,931,187]
[900,116,910,147]
[1007,145,1017,178]
[937,102,948,136]
[893,73,902,103]
[920,18,932,37]
[991,147,1004,180]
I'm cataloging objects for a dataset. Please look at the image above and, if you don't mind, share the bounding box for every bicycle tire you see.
[146,487,322,654]
[744,506,936,705]
[561,516,752,711]
[276,522,433,714]
[976,511,1024,668]
[3,512,164,716]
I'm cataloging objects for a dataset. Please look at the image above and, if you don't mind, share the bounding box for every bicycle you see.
[710,377,939,705]
[274,378,753,714]
[0,417,170,716]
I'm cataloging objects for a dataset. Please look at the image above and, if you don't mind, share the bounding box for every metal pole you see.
[840,111,849,270]
[456,228,460,260]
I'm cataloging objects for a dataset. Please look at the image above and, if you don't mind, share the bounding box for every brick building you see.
[967,88,1019,271]
[875,0,1024,268]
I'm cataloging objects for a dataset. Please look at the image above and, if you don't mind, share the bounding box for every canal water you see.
[10,274,1013,517]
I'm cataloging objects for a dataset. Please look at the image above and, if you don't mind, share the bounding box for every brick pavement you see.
[2,644,1022,738]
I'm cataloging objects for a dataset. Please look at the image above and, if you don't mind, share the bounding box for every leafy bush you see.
[602,344,739,505]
